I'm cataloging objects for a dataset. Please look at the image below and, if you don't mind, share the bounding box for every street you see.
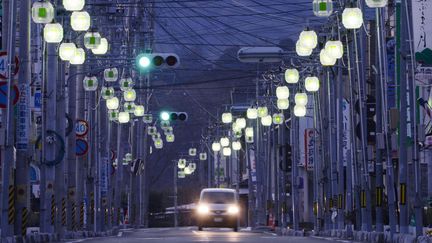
[65,227,352,243]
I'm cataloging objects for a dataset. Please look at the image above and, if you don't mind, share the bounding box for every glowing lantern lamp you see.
[166,134,175,143]
[108,110,119,121]
[320,49,336,66]
[277,99,289,110]
[200,153,207,161]
[120,78,134,91]
[32,1,54,24]
[220,137,230,147]
[83,76,98,91]
[325,40,344,59]
[285,68,299,84]
[154,138,163,149]
[223,147,232,157]
[236,118,246,129]
[91,38,108,55]
[178,159,186,169]
[106,97,119,110]
[59,43,76,61]
[70,48,86,65]
[261,115,272,127]
[63,0,85,11]
[101,86,115,100]
[365,0,387,8]
[257,106,268,118]
[212,142,221,152]
[313,0,333,17]
[104,68,118,82]
[134,105,145,117]
[299,30,318,49]
[342,7,363,30]
[118,112,130,124]
[296,40,313,57]
[247,108,258,119]
[232,141,242,151]
[245,127,254,137]
[276,86,290,99]
[294,105,307,117]
[71,11,90,31]
[295,93,308,106]
[305,77,320,92]
[273,113,284,125]
[124,102,136,113]
[123,89,136,102]
[184,166,192,175]
[189,148,197,156]
[222,112,233,124]
[44,23,63,43]
[84,31,101,49]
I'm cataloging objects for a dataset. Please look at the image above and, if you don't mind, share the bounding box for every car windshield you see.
[201,191,235,204]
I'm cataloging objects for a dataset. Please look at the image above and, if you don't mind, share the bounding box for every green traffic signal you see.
[160,111,170,121]
[137,55,151,68]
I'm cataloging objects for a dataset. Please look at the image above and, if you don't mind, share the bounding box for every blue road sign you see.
[0,81,19,109]
[76,138,89,156]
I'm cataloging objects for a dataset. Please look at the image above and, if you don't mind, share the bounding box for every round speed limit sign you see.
[76,119,89,137]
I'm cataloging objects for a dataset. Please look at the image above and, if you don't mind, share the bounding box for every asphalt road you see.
[65,227,355,243]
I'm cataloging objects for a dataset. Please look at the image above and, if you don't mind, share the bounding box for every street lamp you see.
[232,141,241,151]
[91,38,108,55]
[276,86,290,99]
[83,76,98,91]
[59,43,76,61]
[43,23,64,43]
[119,78,134,91]
[312,0,333,17]
[235,118,246,129]
[166,134,175,143]
[342,7,363,29]
[134,105,145,117]
[247,107,258,119]
[220,137,230,147]
[325,40,344,59]
[365,0,387,8]
[124,102,136,113]
[222,112,233,124]
[123,89,136,102]
[295,93,308,106]
[299,30,318,49]
[257,106,268,118]
[178,159,186,169]
[104,68,118,82]
[199,153,207,161]
[296,40,313,57]
[189,148,197,156]
[261,115,272,127]
[118,112,130,123]
[272,113,284,125]
[212,142,221,152]
[106,97,119,110]
[84,31,102,49]
[285,68,299,84]
[31,1,54,24]
[320,49,336,66]
[223,147,232,157]
[108,110,119,121]
[294,105,307,117]
[63,0,85,11]
[70,48,86,65]
[101,86,115,100]
[71,11,91,31]
[277,99,289,110]
[305,77,320,92]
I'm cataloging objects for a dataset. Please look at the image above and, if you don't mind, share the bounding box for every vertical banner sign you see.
[101,157,108,197]
[304,129,315,171]
[412,0,432,53]
[342,99,351,166]
[17,84,29,150]
[249,149,257,183]
[387,39,397,108]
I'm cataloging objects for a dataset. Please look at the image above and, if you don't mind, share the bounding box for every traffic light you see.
[159,111,188,122]
[136,53,180,70]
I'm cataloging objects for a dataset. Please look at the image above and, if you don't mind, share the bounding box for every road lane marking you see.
[117,231,123,237]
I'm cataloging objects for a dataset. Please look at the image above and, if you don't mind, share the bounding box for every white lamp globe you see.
[101,86,115,100]
[276,86,290,99]
[223,147,232,157]
[119,78,134,91]
[236,118,246,129]
[285,68,299,84]
[178,159,186,169]
[261,115,272,127]
[70,48,86,65]
[365,0,387,8]
[106,97,119,110]
[342,7,363,29]
[295,93,308,106]
[189,148,197,156]
[44,23,64,43]
[123,89,136,102]
[59,43,76,61]
[199,153,207,161]
[104,68,118,82]
[299,30,318,49]
[32,1,54,24]
[232,141,242,151]
[247,108,258,119]
[63,0,85,11]
[245,127,254,137]
[212,142,221,152]
[232,122,240,132]
[84,31,101,49]
[154,138,163,149]
[108,110,119,121]
[134,105,145,117]
[83,76,98,91]
[296,40,313,57]
[257,106,268,118]
[305,77,320,92]
[91,38,108,55]
[71,11,90,31]
[272,113,284,125]
[222,112,233,124]
[320,49,336,66]
[294,105,307,117]
[118,112,130,124]
[325,40,344,59]
[220,137,230,147]
[277,99,289,110]
[124,102,136,113]
[313,0,333,17]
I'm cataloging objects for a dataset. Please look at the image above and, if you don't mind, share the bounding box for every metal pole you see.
[174,161,178,228]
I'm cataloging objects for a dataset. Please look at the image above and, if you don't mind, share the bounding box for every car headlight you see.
[197,204,209,215]
[228,205,239,215]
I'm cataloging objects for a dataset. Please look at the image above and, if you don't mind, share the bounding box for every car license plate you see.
[214,217,223,222]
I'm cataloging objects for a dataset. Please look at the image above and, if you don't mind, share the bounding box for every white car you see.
[195,188,240,232]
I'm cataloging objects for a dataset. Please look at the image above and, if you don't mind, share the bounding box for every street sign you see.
[0,51,19,80]
[34,91,42,109]
[17,84,29,150]
[75,119,89,137]
[0,81,19,109]
[75,138,89,156]
[304,129,315,171]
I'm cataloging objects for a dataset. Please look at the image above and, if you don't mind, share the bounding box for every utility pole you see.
[173,160,178,228]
